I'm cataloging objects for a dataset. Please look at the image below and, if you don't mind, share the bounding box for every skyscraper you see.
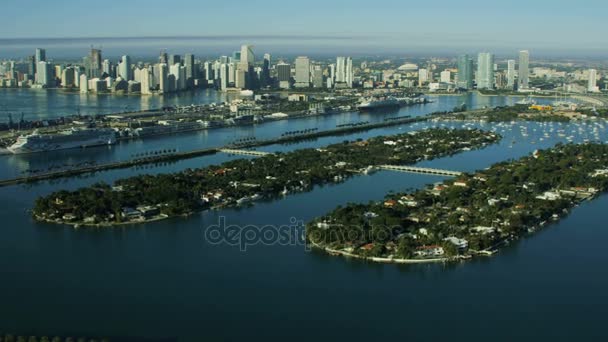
[507,59,516,89]
[184,54,195,79]
[294,56,310,88]
[36,61,53,87]
[312,65,324,88]
[118,55,132,81]
[169,55,181,66]
[335,57,354,88]
[457,55,474,89]
[240,45,255,66]
[157,63,168,94]
[261,53,271,87]
[35,48,46,64]
[588,69,598,92]
[518,50,529,89]
[88,48,102,78]
[277,62,291,89]
[476,53,494,90]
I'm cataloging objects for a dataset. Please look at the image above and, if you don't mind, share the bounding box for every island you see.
[31,128,500,227]
[306,143,608,263]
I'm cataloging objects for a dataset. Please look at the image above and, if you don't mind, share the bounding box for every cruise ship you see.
[8,128,117,154]
[357,97,401,111]
[357,96,428,111]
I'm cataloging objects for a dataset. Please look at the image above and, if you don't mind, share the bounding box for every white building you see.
[294,56,310,88]
[588,69,599,93]
[507,59,516,89]
[476,52,494,90]
[79,74,89,93]
[518,50,530,89]
[440,70,451,83]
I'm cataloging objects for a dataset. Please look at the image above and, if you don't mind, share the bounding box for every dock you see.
[376,165,462,177]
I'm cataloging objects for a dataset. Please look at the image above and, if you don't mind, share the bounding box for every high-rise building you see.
[335,57,354,88]
[240,45,255,66]
[440,70,451,83]
[36,61,53,87]
[588,69,598,92]
[169,55,181,66]
[219,63,229,91]
[418,69,429,87]
[277,62,291,89]
[157,63,168,93]
[79,74,89,93]
[261,53,271,87]
[87,48,102,78]
[294,56,310,88]
[476,53,494,90]
[102,59,112,77]
[184,54,195,81]
[140,67,152,95]
[159,51,168,65]
[35,48,46,64]
[518,50,530,89]
[118,55,132,81]
[312,65,324,88]
[457,55,474,89]
[507,59,516,89]
[61,67,75,87]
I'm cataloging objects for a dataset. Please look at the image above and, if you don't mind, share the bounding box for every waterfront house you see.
[444,237,469,251]
[414,245,445,258]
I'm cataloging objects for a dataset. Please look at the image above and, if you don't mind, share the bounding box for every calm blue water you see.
[0,91,606,341]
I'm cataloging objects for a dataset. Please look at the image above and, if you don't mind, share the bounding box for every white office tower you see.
[440,70,451,83]
[61,68,75,87]
[588,69,598,92]
[507,59,516,89]
[294,56,310,88]
[74,69,80,87]
[518,50,529,89]
[140,67,152,95]
[235,69,246,89]
[476,52,495,90]
[118,55,132,81]
[240,45,255,66]
[418,68,428,86]
[312,65,324,88]
[228,63,236,84]
[219,63,229,91]
[335,57,353,88]
[158,63,168,94]
[79,74,89,93]
[36,61,52,87]
[336,57,346,83]
[102,59,112,76]
[204,61,213,82]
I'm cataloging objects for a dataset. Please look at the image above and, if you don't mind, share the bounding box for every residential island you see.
[306,143,608,263]
[31,128,500,226]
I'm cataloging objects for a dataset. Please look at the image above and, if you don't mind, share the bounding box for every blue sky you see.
[1,0,606,56]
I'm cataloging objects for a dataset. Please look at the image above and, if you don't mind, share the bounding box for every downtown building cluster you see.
[0,45,356,95]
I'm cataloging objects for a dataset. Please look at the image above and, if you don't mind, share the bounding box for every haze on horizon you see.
[1,0,607,58]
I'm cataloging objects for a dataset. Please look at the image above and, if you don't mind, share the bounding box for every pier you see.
[376,165,463,177]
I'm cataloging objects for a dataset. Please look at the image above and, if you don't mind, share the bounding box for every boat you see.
[516,96,536,106]
[357,97,401,111]
[8,128,117,154]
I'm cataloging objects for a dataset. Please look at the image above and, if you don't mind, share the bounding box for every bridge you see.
[218,148,273,157]
[376,165,462,177]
